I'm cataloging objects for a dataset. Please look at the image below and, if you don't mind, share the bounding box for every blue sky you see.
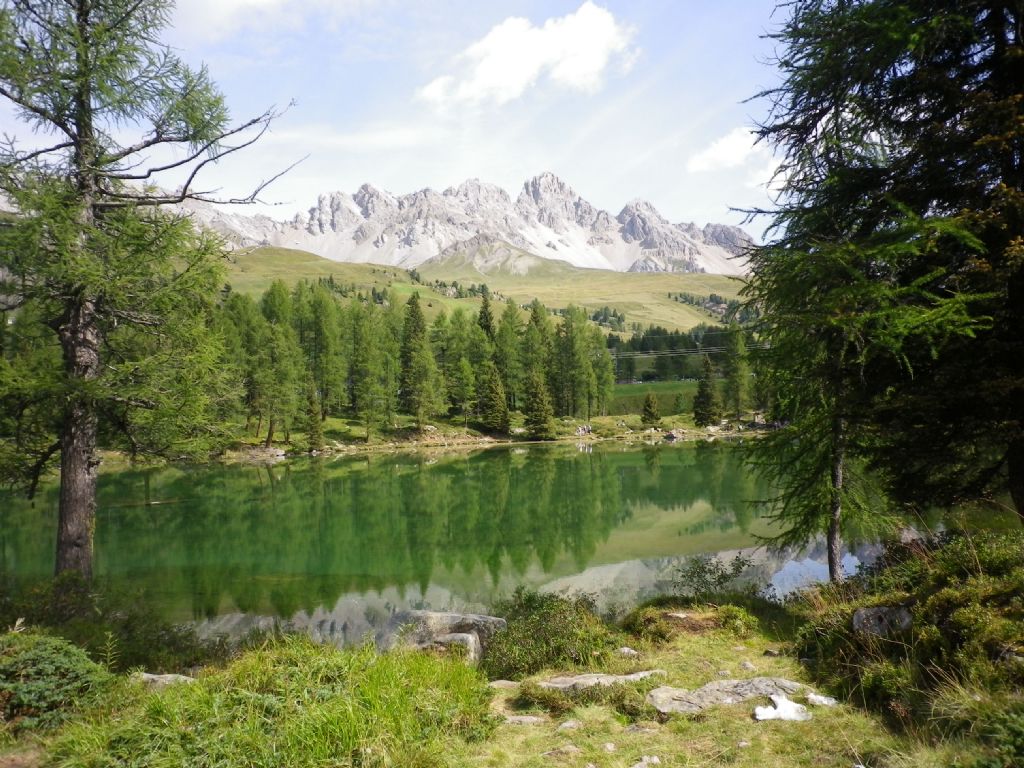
[14,1,787,234]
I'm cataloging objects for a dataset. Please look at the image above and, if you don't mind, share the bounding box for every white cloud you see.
[686,127,761,173]
[418,1,636,108]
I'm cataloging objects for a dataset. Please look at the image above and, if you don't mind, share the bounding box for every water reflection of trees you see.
[1,443,763,621]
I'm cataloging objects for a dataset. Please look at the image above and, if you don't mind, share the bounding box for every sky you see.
[6,1,787,235]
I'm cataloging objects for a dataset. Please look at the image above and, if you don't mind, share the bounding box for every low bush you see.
[481,589,618,680]
[0,631,113,732]
[620,606,674,643]
[50,636,494,768]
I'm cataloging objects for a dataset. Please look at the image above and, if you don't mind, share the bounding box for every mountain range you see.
[182,171,751,275]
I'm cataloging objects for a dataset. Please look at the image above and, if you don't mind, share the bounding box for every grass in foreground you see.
[46,637,494,768]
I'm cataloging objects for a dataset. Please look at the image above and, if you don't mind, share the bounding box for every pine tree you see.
[479,360,510,434]
[673,393,686,415]
[641,392,661,426]
[494,299,523,410]
[721,323,748,421]
[477,292,495,341]
[398,293,443,429]
[305,379,324,452]
[693,356,722,427]
[451,357,476,429]
[523,370,555,440]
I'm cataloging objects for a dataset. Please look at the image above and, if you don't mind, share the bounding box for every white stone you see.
[754,694,812,722]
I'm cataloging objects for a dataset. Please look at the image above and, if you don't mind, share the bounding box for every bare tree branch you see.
[26,441,61,500]
[0,84,72,138]
[2,140,75,166]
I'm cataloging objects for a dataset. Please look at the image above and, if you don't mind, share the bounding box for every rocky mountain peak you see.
[515,171,599,232]
[180,173,750,276]
[353,183,397,218]
[618,199,666,223]
[444,178,512,211]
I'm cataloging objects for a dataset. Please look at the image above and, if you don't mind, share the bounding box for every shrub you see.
[481,589,617,680]
[0,631,113,732]
[717,605,758,637]
[620,606,674,643]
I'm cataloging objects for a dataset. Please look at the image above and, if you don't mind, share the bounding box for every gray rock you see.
[740,661,757,672]
[629,757,661,767]
[763,648,782,657]
[557,720,582,731]
[646,677,805,714]
[505,715,547,726]
[387,611,506,663]
[807,692,838,707]
[489,679,519,690]
[542,745,582,758]
[617,646,641,658]
[625,724,658,733]
[539,670,666,691]
[852,606,912,638]
[133,672,195,690]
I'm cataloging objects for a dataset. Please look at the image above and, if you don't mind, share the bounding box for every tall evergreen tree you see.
[693,356,722,428]
[478,360,510,434]
[494,299,523,410]
[451,356,475,429]
[641,392,661,426]
[398,294,443,429]
[477,291,495,341]
[523,370,555,440]
[744,0,994,578]
[521,299,553,383]
[721,323,748,421]
[348,302,385,443]
[0,0,278,577]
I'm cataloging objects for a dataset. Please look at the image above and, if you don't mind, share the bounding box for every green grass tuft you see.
[49,636,494,768]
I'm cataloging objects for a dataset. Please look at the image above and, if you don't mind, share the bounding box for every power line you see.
[610,343,769,359]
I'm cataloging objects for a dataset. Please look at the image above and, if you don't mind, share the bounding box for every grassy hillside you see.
[223,246,481,320]
[226,246,744,331]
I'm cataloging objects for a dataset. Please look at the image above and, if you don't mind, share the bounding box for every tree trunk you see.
[827,416,847,583]
[264,417,275,448]
[55,299,101,578]
[1007,436,1024,524]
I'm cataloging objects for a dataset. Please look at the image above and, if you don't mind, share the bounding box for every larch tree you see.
[744,0,995,580]
[398,293,443,430]
[0,0,285,577]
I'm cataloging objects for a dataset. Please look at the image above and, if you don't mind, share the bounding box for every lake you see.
[0,442,867,643]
